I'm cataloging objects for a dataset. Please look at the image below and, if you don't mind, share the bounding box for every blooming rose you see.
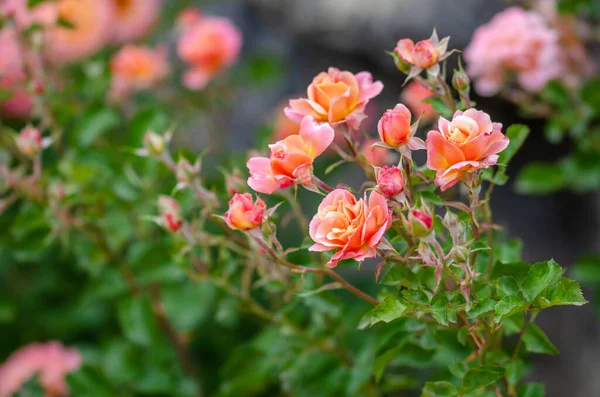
[426,109,509,191]
[0,341,82,397]
[225,193,266,231]
[158,196,182,232]
[309,189,392,268]
[247,116,334,194]
[401,81,436,121]
[45,0,113,64]
[464,7,561,96]
[285,67,383,131]
[110,0,161,43]
[177,16,242,90]
[109,44,169,101]
[376,165,405,198]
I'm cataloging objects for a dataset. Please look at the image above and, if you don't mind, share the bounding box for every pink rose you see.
[0,341,82,397]
[401,81,436,121]
[377,104,424,152]
[309,189,392,268]
[285,67,383,131]
[15,125,42,157]
[177,16,242,90]
[247,116,334,194]
[110,0,161,43]
[396,39,439,70]
[109,44,169,101]
[272,104,301,142]
[44,0,113,64]
[376,165,405,198]
[0,27,33,119]
[225,193,266,231]
[177,7,204,30]
[464,7,562,96]
[426,109,509,191]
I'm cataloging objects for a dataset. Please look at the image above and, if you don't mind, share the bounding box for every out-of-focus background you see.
[188,1,599,396]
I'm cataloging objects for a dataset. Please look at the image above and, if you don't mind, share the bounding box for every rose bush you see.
[0,1,593,396]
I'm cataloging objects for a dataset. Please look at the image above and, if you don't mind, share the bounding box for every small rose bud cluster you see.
[158,196,183,233]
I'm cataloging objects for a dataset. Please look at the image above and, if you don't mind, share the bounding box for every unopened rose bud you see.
[143,131,166,155]
[225,193,266,231]
[450,245,469,262]
[176,158,200,184]
[158,196,183,232]
[452,69,470,92]
[378,104,412,147]
[376,165,405,198]
[15,126,42,157]
[409,206,434,238]
[226,170,246,196]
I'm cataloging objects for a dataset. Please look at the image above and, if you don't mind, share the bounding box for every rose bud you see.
[452,68,470,92]
[176,158,201,185]
[376,165,405,198]
[409,206,434,238]
[378,104,412,147]
[143,131,166,155]
[225,193,266,231]
[158,196,183,232]
[15,126,42,157]
[443,210,465,243]
[396,39,438,70]
[450,245,469,263]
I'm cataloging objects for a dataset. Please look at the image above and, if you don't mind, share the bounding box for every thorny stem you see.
[313,176,334,193]
[252,236,380,306]
[436,74,458,113]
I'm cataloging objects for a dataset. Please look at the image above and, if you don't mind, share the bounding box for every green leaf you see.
[497,277,521,299]
[582,78,600,114]
[448,359,469,378]
[506,359,524,386]
[494,296,527,324]
[462,365,504,389]
[117,295,158,346]
[73,108,120,148]
[67,366,115,397]
[523,323,559,355]
[572,255,600,284]
[518,382,545,397]
[467,298,496,319]
[380,266,417,287]
[430,294,449,326]
[370,296,407,325]
[491,261,530,282]
[457,327,469,346]
[402,288,431,309]
[499,124,530,165]
[538,278,587,308]
[516,162,567,195]
[521,260,562,302]
[418,190,445,206]
[421,381,458,397]
[471,241,490,252]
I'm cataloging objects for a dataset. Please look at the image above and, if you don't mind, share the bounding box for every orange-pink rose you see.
[225,193,266,231]
[285,67,383,130]
[247,116,335,194]
[44,0,113,64]
[401,81,436,121]
[177,15,242,90]
[109,44,169,101]
[396,38,439,69]
[0,341,81,397]
[309,189,392,268]
[110,0,161,43]
[426,109,509,191]
[376,165,405,198]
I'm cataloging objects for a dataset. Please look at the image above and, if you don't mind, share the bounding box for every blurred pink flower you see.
[177,7,204,31]
[44,0,113,64]
[285,68,383,131]
[0,341,82,397]
[426,109,509,190]
[272,105,301,142]
[177,16,242,90]
[309,189,392,268]
[109,44,169,101]
[361,139,394,167]
[110,0,161,43]
[0,27,33,118]
[247,116,334,194]
[465,7,562,96]
[401,81,436,121]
